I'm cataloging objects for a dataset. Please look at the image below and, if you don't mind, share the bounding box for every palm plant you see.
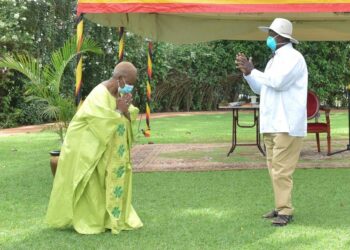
[0,36,102,144]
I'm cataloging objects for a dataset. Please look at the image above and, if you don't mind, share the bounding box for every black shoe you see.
[262,210,278,219]
[272,215,293,226]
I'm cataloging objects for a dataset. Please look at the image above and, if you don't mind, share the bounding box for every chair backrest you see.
[307,90,320,119]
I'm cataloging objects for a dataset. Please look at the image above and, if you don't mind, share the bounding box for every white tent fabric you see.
[85,12,350,44]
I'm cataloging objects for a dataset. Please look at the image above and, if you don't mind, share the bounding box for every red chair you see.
[307,90,331,155]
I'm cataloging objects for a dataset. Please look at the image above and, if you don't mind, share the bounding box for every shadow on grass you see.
[3,170,350,250]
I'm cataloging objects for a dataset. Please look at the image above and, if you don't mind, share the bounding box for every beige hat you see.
[259,18,299,44]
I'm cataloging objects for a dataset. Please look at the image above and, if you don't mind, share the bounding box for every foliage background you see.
[1,0,350,128]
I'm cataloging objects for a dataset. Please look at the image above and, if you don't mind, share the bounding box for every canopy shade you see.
[77,1,350,44]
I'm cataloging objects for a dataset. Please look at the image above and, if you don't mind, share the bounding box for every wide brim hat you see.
[259,18,299,44]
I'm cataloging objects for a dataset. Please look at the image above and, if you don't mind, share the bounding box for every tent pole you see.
[329,86,350,155]
[118,27,125,63]
[75,13,84,106]
[143,41,152,138]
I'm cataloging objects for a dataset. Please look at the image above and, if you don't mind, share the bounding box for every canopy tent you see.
[77,0,350,44]
[75,0,350,153]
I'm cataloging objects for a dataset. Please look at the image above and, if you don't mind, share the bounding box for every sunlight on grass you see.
[133,112,349,144]
[180,208,232,219]
[253,226,350,249]
[1,112,349,249]
[1,222,41,243]
[332,127,349,134]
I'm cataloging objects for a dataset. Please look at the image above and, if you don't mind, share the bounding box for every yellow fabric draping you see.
[46,84,142,234]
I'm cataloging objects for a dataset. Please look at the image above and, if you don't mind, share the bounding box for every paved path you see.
[131,141,350,172]
[0,111,226,137]
[2,111,349,172]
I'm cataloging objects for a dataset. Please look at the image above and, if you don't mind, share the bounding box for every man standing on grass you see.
[46,61,143,234]
[235,18,308,226]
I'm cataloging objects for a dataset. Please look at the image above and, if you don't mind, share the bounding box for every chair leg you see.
[316,133,321,152]
[327,132,331,155]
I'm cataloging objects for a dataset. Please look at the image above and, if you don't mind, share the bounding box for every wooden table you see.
[219,104,265,156]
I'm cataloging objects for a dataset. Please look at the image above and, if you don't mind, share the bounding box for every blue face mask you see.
[266,35,278,52]
[118,84,134,94]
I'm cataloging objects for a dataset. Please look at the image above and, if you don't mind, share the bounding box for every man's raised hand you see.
[235,52,254,76]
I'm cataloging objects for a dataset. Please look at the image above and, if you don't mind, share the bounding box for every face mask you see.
[266,35,278,52]
[118,84,134,94]
[117,77,134,94]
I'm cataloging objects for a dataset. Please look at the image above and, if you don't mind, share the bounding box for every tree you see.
[0,36,102,143]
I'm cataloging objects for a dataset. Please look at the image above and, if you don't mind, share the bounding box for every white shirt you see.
[244,43,308,137]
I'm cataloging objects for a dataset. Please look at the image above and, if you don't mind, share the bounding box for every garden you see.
[1,112,350,249]
[1,1,350,249]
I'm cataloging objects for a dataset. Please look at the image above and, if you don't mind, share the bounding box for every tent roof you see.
[77,1,350,44]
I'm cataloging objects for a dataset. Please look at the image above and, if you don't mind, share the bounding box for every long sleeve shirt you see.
[244,43,308,137]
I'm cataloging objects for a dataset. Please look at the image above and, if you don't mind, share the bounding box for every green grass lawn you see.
[1,112,350,249]
[134,111,349,144]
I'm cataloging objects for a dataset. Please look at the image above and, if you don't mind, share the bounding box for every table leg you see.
[256,110,265,156]
[227,109,237,156]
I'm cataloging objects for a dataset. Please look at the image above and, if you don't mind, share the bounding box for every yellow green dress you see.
[45,84,143,234]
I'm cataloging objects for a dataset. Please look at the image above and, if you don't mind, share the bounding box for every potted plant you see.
[0,36,102,176]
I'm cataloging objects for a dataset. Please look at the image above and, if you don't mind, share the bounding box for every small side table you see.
[219,104,265,156]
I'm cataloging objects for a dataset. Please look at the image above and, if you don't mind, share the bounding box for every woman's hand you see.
[117,93,133,114]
